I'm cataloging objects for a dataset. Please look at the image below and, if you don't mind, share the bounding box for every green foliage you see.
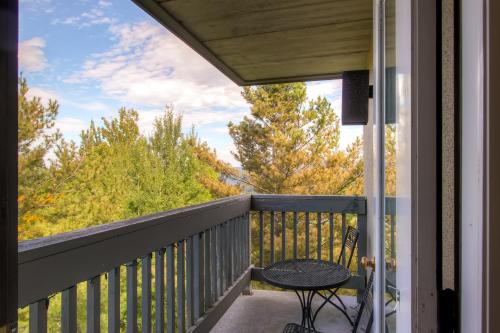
[229,83,364,195]
[18,76,62,239]
[18,80,240,239]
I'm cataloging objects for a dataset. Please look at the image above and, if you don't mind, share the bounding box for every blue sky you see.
[19,0,362,166]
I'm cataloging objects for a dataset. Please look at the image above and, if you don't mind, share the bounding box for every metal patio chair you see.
[314,226,360,317]
[282,269,374,333]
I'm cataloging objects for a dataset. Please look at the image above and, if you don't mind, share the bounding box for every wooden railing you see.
[19,195,252,333]
[18,194,375,333]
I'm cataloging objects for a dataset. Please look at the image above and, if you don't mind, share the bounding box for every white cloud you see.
[98,0,112,7]
[51,1,115,28]
[218,144,239,166]
[136,108,247,137]
[26,86,58,104]
[55,117,87,134]
[306,80,342,101]
[68,21,247,112]
[19,37,48,72]
[68,101,112,113]
[208,127,230,135]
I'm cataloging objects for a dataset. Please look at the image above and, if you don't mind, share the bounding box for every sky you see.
[19,0,362,166]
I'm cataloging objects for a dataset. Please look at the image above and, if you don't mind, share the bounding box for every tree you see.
[17,84,241,332]
[18,77,61,239]
[228,83,363,195]
[229,83,364,270]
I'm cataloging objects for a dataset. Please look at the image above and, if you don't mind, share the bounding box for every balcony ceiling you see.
[133,0,373,86]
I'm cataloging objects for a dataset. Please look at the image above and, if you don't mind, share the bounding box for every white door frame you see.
[368,0,438,331]
[460,0,484,331]
[485,1,500,332]
[463,0,500,331]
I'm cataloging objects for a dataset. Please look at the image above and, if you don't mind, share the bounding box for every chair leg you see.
[314,291,354,326]
[333,293,347,311]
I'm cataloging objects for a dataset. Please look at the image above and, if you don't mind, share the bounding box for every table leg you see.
[294,290,318,332]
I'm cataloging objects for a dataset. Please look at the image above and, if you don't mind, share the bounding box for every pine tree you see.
[228,83,363,195]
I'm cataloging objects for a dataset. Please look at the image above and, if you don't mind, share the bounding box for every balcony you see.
[19,194,396,333]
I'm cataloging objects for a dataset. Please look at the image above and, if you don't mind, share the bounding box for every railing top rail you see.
[251,194,367,214]
[19,194,251,263]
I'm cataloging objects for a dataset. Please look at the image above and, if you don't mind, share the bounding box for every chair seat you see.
[282,323,322,333]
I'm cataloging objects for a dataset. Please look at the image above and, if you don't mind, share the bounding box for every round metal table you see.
[262,259,351,331]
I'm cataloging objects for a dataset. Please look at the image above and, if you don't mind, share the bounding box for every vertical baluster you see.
[62,286,77,333]
[155,250,165,333]
[108,267,120,333]
[242,216,246,270]
[193,234,203,321]
[246,213,251,268]
[281,211,286,260]
[177,240,186,333]
[233,219,238,278]
[329,213,334,262]
[270,211,275,264]
[186,237,193,328]
[259,211,264,267]
[87,275,101,333]
[226,220,232,289]
[211,227,218,300]
[218,224,225,294]
[231,221,234,279]
[237,217,241,275]
[317,212,322,260]
[29,299,48,333]
[357,213,368,277]
[229,221,233,285]
[341,213,347,266]
[242,215,246,269]
[357,213,368,302]
[236,219,240,273]
[199,233,206,313]
[229,221,232,282]
[204,229,212,308]
[391,214,396,259]
[305,212,310,259]
[293,212,298,259]
[214,226,219,296]
[142,254,152,333]
[126,261,138,333]
[236,218,240,275]
[166,245,175,333]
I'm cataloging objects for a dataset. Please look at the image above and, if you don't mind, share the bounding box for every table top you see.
[262,259,351,291]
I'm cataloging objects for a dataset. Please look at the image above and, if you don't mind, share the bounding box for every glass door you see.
[372,0,412,332]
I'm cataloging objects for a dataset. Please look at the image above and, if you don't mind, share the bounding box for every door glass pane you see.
[385,0,398,331]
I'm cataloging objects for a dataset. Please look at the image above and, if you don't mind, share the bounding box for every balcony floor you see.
[211,290,357,333]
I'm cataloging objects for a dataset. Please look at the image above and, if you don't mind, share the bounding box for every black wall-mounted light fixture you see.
[341,69,396,125]
[341,70,370,125]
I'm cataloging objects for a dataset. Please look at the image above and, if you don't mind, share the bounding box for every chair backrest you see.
[337,226,360,268]
[352,269,374,333]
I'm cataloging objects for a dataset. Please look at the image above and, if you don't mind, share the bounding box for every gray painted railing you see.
[18,194,375,332]
[19,195,252,333]
[249,195,368,290]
